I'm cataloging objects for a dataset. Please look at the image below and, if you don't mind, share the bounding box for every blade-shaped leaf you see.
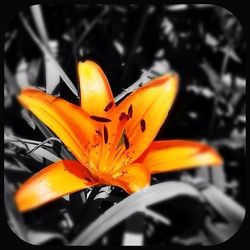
[200,185,245,228]
[31,115,74,160]
[21,109,36,130]
[70,181,201,245]
[27,230,67,245]
[6,136,61,163]
[19,14,78,96]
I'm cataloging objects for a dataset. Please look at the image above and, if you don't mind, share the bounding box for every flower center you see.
[87,104,146,178]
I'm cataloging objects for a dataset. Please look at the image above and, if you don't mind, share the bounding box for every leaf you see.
[70,181,201,245]
[202,216,240,245]
[200,185,245,229]
[182,175,245,230]
[5,135,52,147]
[195,165,226,192]
[21,109,36,130]
[19,14,78,96]
[30,5,50,45]
[142,208,171,226]
[44,41,61,94]
[27,230,67,245]
[210,166,226,192]
[31,115,74,160]
[4,160,32,183]
[5,135,61,163]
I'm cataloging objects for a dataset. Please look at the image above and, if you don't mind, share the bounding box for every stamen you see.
[140,119,146,132]
[103,125,109,144]
[116,130,125,149]
[123,132,130,149]
[119,112,129,121]
[128,104,133,118]
[104,113,130,172]
[90,115,111,122]
[104,101,114,112]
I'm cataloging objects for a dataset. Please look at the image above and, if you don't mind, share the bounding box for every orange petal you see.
[15,160,98,212]
[78,60,115,116]
[101,163,150,194]
[18,88,98,166]
[136,140,223,174]
[110,73,179,168]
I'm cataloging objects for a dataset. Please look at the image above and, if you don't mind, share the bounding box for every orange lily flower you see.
[15,60,223,212]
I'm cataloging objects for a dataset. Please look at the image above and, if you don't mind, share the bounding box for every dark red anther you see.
[90,115,111,122]
[104,101,114,112]
[128,104,133,118]
[140,119,146,132]
[103,125,109,144]
[119,112,129,121]
[123,133,130,149]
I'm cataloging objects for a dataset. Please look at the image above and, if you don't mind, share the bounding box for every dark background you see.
[4,4,246,246]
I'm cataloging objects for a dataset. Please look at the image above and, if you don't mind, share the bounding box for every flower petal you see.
[15,160,98,212]
[18,88,98,166]
[109,73,179,168]
[101,163,150,194]
[78,60,115,116]
[136,140,223,174]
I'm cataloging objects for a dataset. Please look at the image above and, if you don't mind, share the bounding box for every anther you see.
[128,104,133,118]
[104,101,114,112]
[119,112,129,121]
[140,119,146,132]
[90,115,111,122]
[103,125,109,144]
[123,132,130,149]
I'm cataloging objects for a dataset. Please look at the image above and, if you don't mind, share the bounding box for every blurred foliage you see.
[4,4,245,246]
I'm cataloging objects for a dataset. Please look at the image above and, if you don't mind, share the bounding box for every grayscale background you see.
[4,4,246,246]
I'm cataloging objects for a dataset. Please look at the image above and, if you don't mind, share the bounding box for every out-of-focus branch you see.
[75,6,110,49]
[25,137,62,156]
[120,6,150,87]
[66,6,110,67]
